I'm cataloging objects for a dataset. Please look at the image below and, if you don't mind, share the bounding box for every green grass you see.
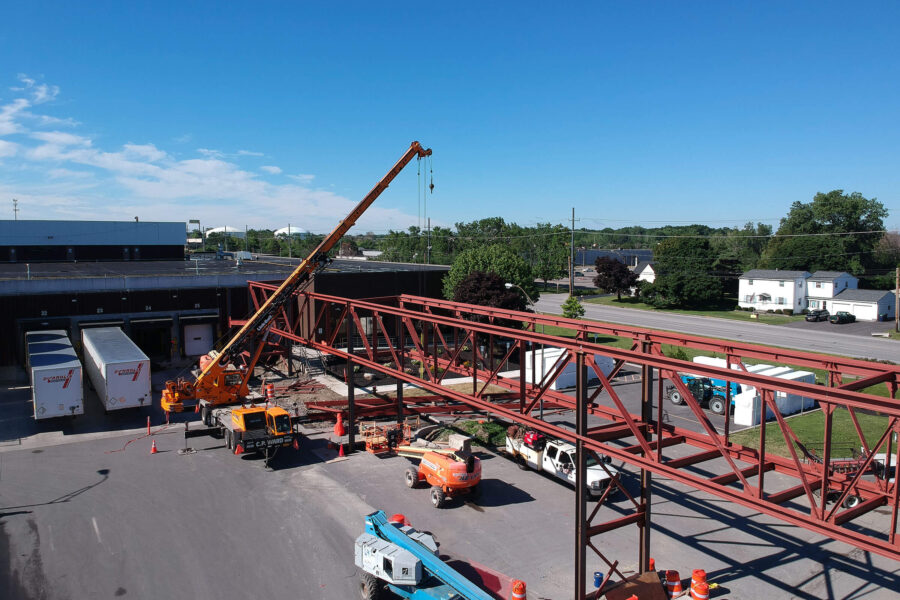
[439,419,510,447]
[537,323,635,350]
[583,295,807,324]
[730,408,892,458]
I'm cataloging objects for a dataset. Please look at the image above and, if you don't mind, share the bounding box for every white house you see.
[806,271,858,310]
[738,270,810,313]
[830,289,895,322]
[634,261,656,284]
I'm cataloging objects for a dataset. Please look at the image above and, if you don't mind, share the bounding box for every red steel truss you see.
[235,283,900,596]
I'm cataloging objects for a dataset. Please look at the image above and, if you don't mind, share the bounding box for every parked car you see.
[805,309,830,322]
[830,311,856,324]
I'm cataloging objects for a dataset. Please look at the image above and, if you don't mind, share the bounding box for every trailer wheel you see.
[709,397,726,415]
[516,454,528,470]
[225,430,233,450]
[405,466,420,489]
[430,486,446,509]
[469,483,481,500]
[843,494,862,509]
[668,390,684,405]
[359,573,382,600]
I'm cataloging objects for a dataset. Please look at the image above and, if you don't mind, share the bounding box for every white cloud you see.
[0,75,423,232]
[48,168,93,179]
[0,139,18,157]
[30,131,92,146]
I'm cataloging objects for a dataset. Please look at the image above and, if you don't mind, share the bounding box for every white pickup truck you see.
[505,428,617,498]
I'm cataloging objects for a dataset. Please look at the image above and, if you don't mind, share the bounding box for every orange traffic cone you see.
[338,443,345,457]
[649,557,656,571]
[150,440,158,454]
[691,582,710,600]
[235,443,244,455]
[194,403,200,413]
[334,414,346,437]
[292,437,299,450]
[510,580,526,599]
[665,570,682,598]
[690,569,708,600]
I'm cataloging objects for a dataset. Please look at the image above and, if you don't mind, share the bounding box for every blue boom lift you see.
[355,511,500,600]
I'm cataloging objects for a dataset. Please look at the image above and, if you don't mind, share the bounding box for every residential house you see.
[805,271,858,311]
[738,270,810,313]
[634,261,656,284]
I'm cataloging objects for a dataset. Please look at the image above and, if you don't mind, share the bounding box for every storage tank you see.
[524,347,615,390]
[26,330,84,419]
[81,327,152,411]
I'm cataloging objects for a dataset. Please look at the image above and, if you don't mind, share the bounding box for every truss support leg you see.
[639,351,653,573]
[347,322,356,455]
[396,379,404,424]
[575,352,587,600]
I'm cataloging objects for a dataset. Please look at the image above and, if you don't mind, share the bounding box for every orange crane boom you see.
[162,141,432,412]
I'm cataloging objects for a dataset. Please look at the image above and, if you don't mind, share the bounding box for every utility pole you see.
[13,198,19,220]
[570,208,575,296]
[895,266,899,333]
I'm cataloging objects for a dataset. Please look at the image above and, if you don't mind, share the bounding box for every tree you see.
[649,237,722,308]
[593,257,638,300]
[528,223,569,285]
[452,272,527,328]
[561,296,585,319]
[443,244,536,302]
[760,190,888,274]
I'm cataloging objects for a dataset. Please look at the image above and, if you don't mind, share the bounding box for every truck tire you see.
[843,494,861,509]
[668,390,684,406]
[516,454,528,470]
[430,486,446,509]
[225,430,233,450]
[359,573,382,600]
[405,466,419,489]
[200,405,210,426]
[709,397,726,415]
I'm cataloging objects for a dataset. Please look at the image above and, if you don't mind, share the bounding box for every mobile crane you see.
[161,142,433,456]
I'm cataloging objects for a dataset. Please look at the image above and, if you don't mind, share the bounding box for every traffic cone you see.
[510,580,526,599]
[649,557,656,572]
[194,403,200,413]
[150,440,158,454]
[334,414,345,437]
[292,437,299,450]
[235,443,244,455]
[338,443,345,457]
[691,581,709,600]
[665,570,682,598]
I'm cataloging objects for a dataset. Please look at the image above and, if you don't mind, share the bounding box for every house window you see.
[809,300,818,308]
[748,279,753,285]
[815,282,821,288]
[777,297,786,305]
[779,281,784,287]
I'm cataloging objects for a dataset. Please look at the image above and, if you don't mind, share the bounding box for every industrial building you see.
[0,219,447,368]
[1,219,186,262]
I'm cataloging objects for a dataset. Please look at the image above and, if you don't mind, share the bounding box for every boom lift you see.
[160,142,432,451]
[355,510,508,600]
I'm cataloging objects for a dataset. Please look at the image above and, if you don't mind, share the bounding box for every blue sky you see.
[1,2,898,233]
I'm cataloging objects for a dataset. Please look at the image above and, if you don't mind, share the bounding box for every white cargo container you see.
[778,370,817,411]
[81,327,152,411]
[26,330,84,419]
[524,347,615,390]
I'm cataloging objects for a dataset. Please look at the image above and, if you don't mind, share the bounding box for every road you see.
[535,295,900,363]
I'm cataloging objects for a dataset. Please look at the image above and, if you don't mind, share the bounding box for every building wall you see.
[830,296,895,321]
[808,275,857,299]
[739,277,807,312]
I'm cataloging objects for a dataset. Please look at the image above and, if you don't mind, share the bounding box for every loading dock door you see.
[184,323,213,356]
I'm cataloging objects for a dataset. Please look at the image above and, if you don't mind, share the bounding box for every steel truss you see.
[235,283,900,597]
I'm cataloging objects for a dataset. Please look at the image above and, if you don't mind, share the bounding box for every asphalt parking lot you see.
[2,371,899,599]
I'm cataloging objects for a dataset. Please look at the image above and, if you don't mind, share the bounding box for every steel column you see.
[639,345,653,572]
[575,351,587,600]
[347,315,356,454]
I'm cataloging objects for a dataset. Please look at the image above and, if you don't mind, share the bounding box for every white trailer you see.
[26,330,84,419]
[523,347,615,390]
[81,327,151,411]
